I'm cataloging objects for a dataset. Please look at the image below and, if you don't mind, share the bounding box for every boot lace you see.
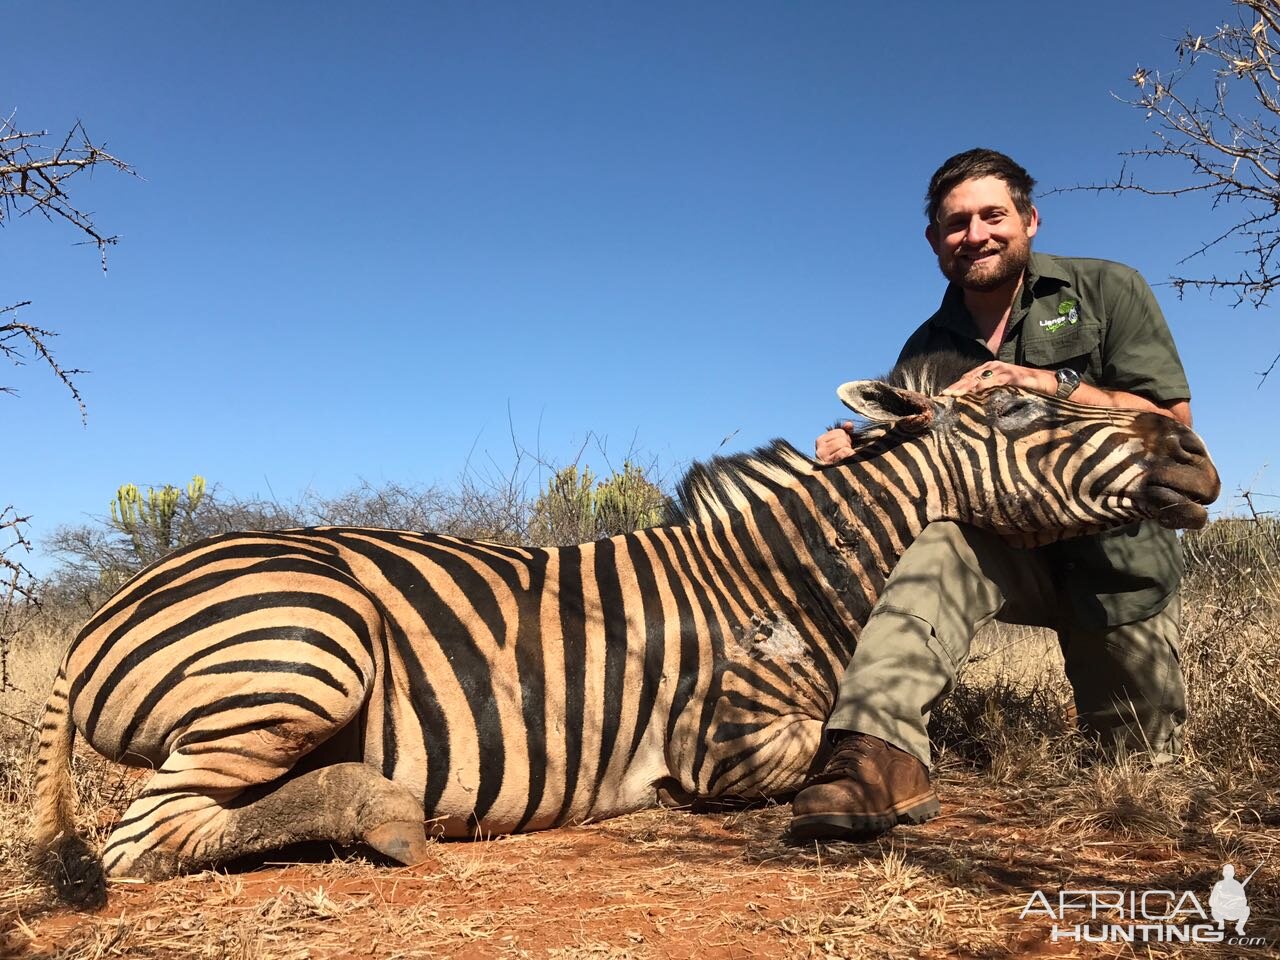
[808,734,881,784]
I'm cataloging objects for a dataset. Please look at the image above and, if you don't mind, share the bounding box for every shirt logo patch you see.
[1040,299,1080,333]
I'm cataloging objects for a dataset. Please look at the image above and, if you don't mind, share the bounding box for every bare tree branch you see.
[2,110,133,669]
[0,504,38,690]
[0,111,135,269]
[1258,349,1280,385]
[1053,0,1280,329]
[0,506,35,599]
[1,111,132,412]
[1,301,87,419]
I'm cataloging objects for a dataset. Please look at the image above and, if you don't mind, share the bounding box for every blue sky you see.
[6,1,1277,575]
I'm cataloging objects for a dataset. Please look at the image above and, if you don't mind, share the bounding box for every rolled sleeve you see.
[1101,270,1191,404]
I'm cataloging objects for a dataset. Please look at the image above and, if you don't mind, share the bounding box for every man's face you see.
[926,175,1039,292]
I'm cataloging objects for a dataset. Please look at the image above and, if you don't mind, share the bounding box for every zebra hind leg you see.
[226,763,433,867]
[118,762,431,880]
[83,568,434,880]
[100,699,431,880]
[104,754,431,881]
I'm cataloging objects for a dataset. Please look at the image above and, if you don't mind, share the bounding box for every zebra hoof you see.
[364,820,432,866]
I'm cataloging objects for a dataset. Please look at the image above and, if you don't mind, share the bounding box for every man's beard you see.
[939,238,1030,292]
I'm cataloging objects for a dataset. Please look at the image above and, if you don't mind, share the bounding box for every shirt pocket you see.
[1023,319,1101,372]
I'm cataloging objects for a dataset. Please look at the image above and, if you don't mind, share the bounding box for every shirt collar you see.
[1027,251,1071,290]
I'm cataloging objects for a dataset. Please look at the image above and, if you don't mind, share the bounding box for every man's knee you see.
[879,522,1002,610]
[877,521,1044,646]
[894,521,1002,574]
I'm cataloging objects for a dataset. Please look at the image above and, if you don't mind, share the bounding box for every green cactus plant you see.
[594,461,669,536]
[530,462,669,546]
[109,475,207,562]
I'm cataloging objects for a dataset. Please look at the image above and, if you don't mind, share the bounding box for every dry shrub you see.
[1180,512,1280,771]
[1052,758,1206,839]
[928,624,1074,787]
[928,671,1073,784]
[46,454,673,623]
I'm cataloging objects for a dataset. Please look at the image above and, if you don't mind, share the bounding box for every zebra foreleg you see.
[104,761,430,880]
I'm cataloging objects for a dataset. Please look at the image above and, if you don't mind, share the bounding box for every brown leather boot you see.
[789,733,940,841]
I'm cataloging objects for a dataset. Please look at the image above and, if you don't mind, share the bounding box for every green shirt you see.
[898,252,1191,627]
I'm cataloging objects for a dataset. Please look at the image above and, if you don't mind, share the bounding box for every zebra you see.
[32,352,1219,906]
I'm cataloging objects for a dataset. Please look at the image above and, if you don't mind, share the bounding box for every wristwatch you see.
[1054,367,1082,399]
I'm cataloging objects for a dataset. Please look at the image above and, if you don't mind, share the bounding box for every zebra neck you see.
[664,436,946,650]
[801,455,941,631]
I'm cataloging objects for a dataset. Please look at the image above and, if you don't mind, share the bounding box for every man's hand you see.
[941,360,1055,397]
[816,422,855,464]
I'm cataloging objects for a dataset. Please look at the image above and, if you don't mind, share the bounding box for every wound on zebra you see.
[31,353,1220,906]
[732,612,811,665]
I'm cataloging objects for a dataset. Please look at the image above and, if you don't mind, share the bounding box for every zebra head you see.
[836,364,1220,544]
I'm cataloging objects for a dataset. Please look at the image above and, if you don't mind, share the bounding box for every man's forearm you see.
[942,362,1193,427]
[1026,369,1192,427]
[1066,382,1190,425]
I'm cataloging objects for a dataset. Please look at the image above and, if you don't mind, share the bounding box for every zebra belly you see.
[359,614,678,837]
[359,739,670,838]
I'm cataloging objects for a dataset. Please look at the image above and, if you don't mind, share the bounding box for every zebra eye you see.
[998,398,1034,420]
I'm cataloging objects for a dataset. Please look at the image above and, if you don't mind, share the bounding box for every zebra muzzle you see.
[1134,415,1220,529]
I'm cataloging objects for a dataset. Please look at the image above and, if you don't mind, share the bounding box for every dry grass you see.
[2,521,1278,958]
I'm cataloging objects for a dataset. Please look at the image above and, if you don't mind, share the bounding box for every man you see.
[790,148,1193,842]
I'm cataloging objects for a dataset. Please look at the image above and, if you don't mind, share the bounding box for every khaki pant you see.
[827,522,1186,765]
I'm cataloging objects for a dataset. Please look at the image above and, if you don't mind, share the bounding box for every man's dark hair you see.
[924,148,1036,225]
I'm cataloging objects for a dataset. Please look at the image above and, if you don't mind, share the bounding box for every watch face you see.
[1056,368,1081,396]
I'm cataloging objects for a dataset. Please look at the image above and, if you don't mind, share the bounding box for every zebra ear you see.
[836,381,934,431]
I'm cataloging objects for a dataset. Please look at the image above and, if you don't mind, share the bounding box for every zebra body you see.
[63,449,872,844]
[33,361,1220,903]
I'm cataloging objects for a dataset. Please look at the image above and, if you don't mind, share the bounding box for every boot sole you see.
[788,791,941,843]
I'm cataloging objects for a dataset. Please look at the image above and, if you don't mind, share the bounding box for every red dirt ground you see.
[7,769,1271,959]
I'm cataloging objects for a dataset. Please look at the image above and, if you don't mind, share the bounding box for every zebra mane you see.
[669,440,814,525]
[668,352,983,525]
[885,349,982,396]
